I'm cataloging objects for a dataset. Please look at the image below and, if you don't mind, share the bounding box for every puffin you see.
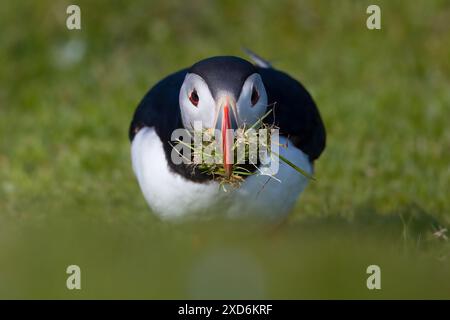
[129,51,326,220]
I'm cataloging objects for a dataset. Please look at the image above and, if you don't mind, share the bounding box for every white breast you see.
[131,127,312,220]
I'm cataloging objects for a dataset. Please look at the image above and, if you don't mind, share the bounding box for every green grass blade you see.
[272,151,316,180]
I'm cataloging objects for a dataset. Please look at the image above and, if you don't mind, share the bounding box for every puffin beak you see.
[215,96,238,178]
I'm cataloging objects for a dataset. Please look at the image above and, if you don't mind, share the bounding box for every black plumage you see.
[258,67,326,161]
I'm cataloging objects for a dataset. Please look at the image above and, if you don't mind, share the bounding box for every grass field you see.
[0,0,449,298]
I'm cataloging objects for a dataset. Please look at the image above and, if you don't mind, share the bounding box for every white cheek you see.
[236,74,269,126]
[181,103,213,129]
[237,102,254,125]
[237,97,268,126]
[197,101,215,128]
[179,75,216,129]
[179,97,196,128]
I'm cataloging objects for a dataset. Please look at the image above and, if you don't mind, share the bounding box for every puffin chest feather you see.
[131,127,312,219]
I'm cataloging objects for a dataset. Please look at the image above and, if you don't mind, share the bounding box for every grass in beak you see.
[173,108,315,188]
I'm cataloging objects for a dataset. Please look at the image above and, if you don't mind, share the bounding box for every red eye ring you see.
[189,89,199,107]
[251,86,259,106]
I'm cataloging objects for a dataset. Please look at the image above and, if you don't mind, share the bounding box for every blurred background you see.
[0,0,449,298]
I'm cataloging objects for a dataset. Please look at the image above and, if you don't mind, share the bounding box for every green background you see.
[0,0,449,298]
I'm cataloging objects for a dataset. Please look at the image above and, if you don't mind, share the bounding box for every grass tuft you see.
[173,108,314,187]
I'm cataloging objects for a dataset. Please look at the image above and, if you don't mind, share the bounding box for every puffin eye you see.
[251,86,259,106]
[189,89,199,107]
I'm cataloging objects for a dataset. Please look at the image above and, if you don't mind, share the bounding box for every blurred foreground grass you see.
[0,0,449,298]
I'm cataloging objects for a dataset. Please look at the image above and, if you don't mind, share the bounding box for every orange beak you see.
[221,99,234,178]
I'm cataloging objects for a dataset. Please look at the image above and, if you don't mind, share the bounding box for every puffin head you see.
[178,56,268,175]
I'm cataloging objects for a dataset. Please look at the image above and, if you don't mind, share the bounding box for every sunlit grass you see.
[0,0,449,299]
